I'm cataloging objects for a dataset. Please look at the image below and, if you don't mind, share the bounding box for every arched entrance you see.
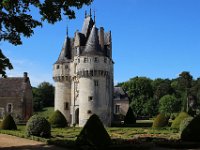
[75,108,79,125]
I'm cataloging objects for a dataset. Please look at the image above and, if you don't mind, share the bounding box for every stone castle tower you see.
[53,13,114,127]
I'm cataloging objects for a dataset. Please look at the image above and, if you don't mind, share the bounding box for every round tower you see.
[76,25,113,127]
[53,36,72,123]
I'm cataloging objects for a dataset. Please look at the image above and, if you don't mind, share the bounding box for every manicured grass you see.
[2,124,200,149]
[34,107,54,119]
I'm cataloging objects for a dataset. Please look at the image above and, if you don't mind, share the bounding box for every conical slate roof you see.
[82,25,103,56]
[57,36,71,62]
[82,16,94,38]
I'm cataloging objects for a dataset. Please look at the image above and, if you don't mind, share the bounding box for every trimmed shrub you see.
[171,112,190,129]
[76,114,111,147]
[180,115,200,141]
[26,115,51,137]
[152,114,168,128]
[0,114,17,130]
[124,107,136,125]
[49,110,67,128]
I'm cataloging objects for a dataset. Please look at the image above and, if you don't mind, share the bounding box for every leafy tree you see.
[33,82,54,111]
[32,87,43,111]
[152,78,173,101]
[0,0,93,77]
[128,77,153,100]
[178,71,193,112]
[159,95,181,116]
[143,98,158,117]
[37,82,54,107]
[0,50,13,78]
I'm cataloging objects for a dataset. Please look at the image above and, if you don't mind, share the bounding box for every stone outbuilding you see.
[0,72,33,122]
[113,87,129,123]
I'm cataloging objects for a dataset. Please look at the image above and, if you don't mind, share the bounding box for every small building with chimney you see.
[0,72,33,122]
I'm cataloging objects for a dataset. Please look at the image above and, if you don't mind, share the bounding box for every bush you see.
[152,114,168,128]
[124,107,136,125]
[0,114,17,130]
[49,110,67,128]
[76,114,111,147]
[180,115,200,141]
[26,115,51,137]
[171,112,190,129]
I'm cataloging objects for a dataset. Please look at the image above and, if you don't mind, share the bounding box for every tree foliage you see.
[159,95,181,116]
[117,71,200,118]
[0,0,93,77]
[0,49,13,78]
[33,82,54,111]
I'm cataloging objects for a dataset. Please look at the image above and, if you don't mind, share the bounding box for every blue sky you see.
[1,0,200,86]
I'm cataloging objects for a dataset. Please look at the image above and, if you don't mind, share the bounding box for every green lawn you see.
[34,107,54,119]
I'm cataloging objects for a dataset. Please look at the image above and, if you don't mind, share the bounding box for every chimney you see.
[99,27,104,51]
[24,72,28,82]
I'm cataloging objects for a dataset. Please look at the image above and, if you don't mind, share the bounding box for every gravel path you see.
[0,134,69,150]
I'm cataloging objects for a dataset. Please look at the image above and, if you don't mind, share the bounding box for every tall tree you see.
[0,0,93,77]
[33,82,54,111]
[178,71,193,112]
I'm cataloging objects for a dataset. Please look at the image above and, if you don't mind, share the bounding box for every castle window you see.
[65,102,69,110]
[104,58,107,63]
[65,65,68,69]
[7,103,13,113]
[115,104,120,114]
[94,80,99,86]
[88,96,93,101]
[56,65,60,69]
[84,57,88,63]
[87,110,92,114]
[94,57,98,62]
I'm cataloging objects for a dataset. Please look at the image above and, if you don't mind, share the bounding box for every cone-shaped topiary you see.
[49,110,67,128]
[0,114,17,130]
[124,107,136,125]
[171,112,190,129]
[26,115,51,137]
[76,114,111,147]
[152,114,168,128]
[180,115,200,141]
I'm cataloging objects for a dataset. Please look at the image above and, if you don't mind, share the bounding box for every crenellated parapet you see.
[53,75,71,82]
[77,70,110,78]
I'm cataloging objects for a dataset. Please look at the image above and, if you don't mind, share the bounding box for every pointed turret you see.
[82,25,103,56]
[82,16,94,39]
[57,36,71,62]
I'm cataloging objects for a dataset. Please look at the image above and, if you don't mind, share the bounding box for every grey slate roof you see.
[55,15,112,63]
[114,87,129,100]
[56,37,73,63]
[82,25,103,56]
[0,77,27,97]
[81,16,94,38]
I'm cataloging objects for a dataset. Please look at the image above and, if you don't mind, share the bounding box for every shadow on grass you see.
[0,144,68,150]
[46,137,200,150]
